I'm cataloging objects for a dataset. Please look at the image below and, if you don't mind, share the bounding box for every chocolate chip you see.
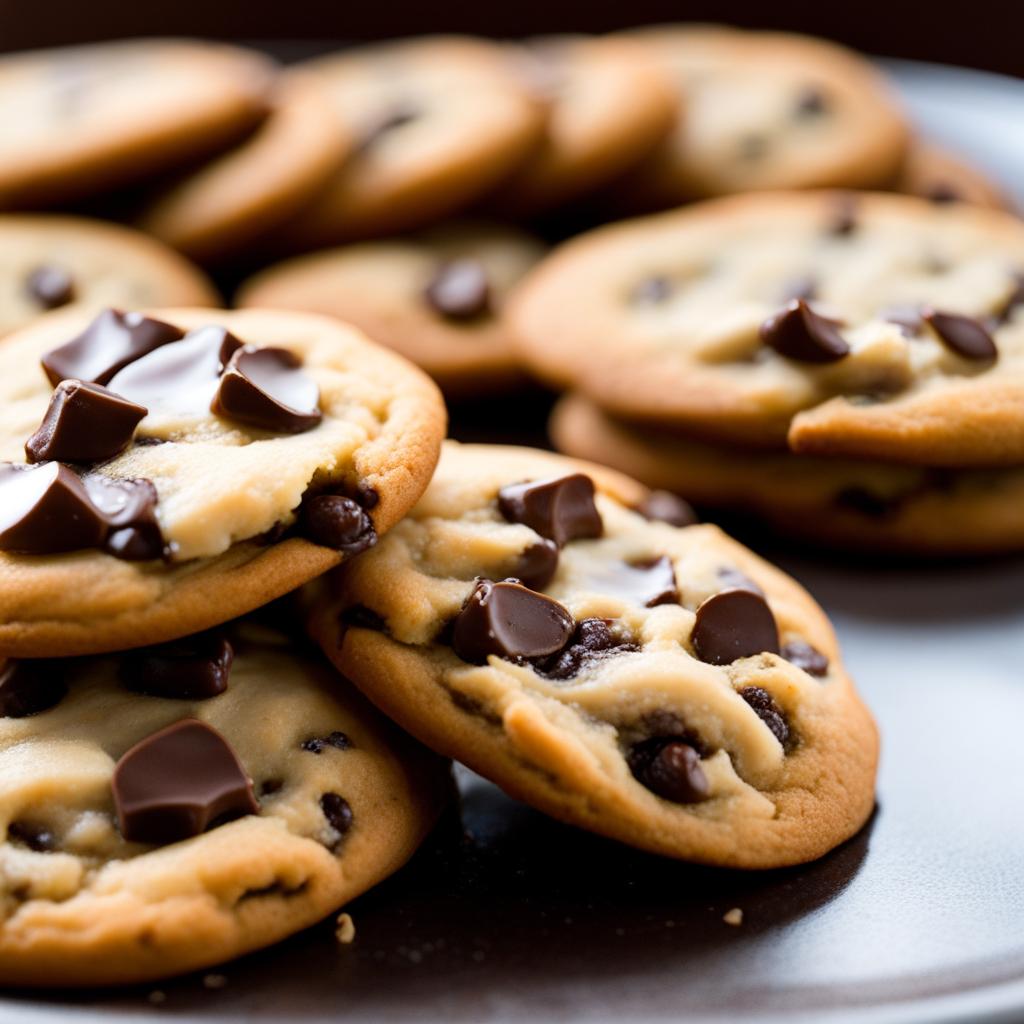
[7,821,56,852]
[780,640,829,677]
[628,738,710,804]
[717,567,764,596]
[41,309,184,387]
[927,183,961,204]
[534,617,637,681]
[498,474,602,547]
[691,588,780,665]
[302,731,352,754]
[354,483,379,509]
[827,196,859,237]
[259,779,283,797]
[738,134,768,161]
[320,792,354,844]
[512,539,559,591]
[879,305,923,337]
[738,686,790,747]
[26,265,75,310]
[84,474,164,561]
[107,325,242,417]
[424,260,491,320]
[760,299,850,363]
[25,380,146,465]
[794,86,829,118]
[112,720,258,845]
[300,494,376,555]
[452,579,574,665]
[0,660,66,718]
[923,309,998,362]
[780,275,818,303]
[120,632,234,700]
[834,486,896,520]
[630,276,673,305]
[635,490,697,527]
[211,346,322,434]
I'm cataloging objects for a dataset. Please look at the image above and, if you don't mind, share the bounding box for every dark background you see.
[1,0,1022,76]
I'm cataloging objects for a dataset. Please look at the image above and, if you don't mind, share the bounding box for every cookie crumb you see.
[148,990,167,1005]
[335,912,356,944]
[723,907,744,927]
[203,973,227,990]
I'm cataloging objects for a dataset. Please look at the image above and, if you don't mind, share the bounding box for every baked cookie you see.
[0,306,444,657]
[272,37,544,249]
[510,191,1024,466]
[0,39,273,209]
[0,617,448,986]
[238,223,545,397]
[0,214,219,337]
[304,443,878,868]
[600,25,907,208]
[487,35,677,216]
[134,71,350,265]
[551,393,1024,556]
[895,140,1011,211]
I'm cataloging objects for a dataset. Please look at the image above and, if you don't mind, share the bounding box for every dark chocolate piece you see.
[534,617,638,681]
[83,475,164,561]
[739,686,790,747]
[512,539,559,591]
[320,792,354,846]
[26,265,75,310]
[498,474,602,546]
[927,183,961,204]
[691,588,780,665]
[120,632,234,700]
[302,732,352,754]
[7,821,56,852]
[300,494,376,555]
[794,86,828,118]
[424,259,491,320]
[760,299,850,363]
[780,639,830,678]
[635,490,697,527]
[923,309,998,362]
[628,738,710,804]
[0,660,67,718]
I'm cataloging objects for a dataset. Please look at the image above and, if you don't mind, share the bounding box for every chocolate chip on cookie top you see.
[423,259,492,320]
[25,265,75,310]
[119,630,235,700]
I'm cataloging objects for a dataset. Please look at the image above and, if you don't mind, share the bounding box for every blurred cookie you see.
[895,140,1011,210]
[0,39,273,209]
[239,223,544,396]
[0,214,218,336]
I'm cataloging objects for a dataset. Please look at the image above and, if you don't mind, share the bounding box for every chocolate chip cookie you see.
[0,214,219,337]
[238,222,544,397]
[304,443,878,868]
[0,617,448,986]
[0,306,445,657]
[510,190,1024,466]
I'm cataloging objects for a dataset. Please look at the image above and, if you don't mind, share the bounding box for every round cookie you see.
[304,442,878,869]
[238,223,545,397]
[551,393,1024,557]
[0,305,445,657]
[273,36,545,249]
[0,214,219,336]
[510,190,1024,466]
[0,617,448,986]
[895,140,1012,211]
[134,71,350,265]
[0,39,273,209]
[487,35,677,217]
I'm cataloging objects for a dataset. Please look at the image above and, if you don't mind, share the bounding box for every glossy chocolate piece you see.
[212,346,322,434]
[635,490,697,528]
[0,660,67,718]
[424,259,492,320]
[320,792,354,847]
[120,632,234,700]
[923,309,998,361]
[691,588,780,666]
[628,738,710,804]
[781,639,830,678]
[760,299,850,363]
[512,539,560,591]
[41,309,184,387]
[25,379,146,464]
[534,617,638,681]
[83,474,164,561]
[498,474,603,547]
[112,719,258,845]
[300,494,376,555]
[739,686,790,747]
[302,731,352,754]
[26,265,75,310]
[452,579,575,665]
[6,821,56,852]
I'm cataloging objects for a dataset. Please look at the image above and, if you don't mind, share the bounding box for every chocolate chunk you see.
[7,821,56,852]
[780,640,829,677]
[827,196,858,237]
[923,309,997,362]
[498,474,603,546]
[302,731,352,754]
[739,686,790,747]
[691,588,780,665]
[26,265,75,310]
[41,309,184,387]
[0,660,66,718]
[320,792,354,844]
[760,299,850,363]
[452,579,574,665]
[83,475,164,561]
[794,86,828,118]
[834,486,895,520]
[534,617,638,681]
[628,738,710,804]
[353,483,379,509]
[424,260,491,320]
[635,490,697,527]
[107,325,242,417]
[512,539,559,591]
[630,276,673,305]
[25,380,146,464]
[300,494,376,555]
[120,632,234,700]
[211,346,322,434]
[879,305,923,337]
[112,719,258,845]
[717,567,764,596]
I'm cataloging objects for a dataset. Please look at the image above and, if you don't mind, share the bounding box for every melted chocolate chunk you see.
[41,309,184,387]
[879,305,923,337]
[26,265,75,310]
[0,660,67,718]
[300,494,376,555]
[691,588,780,665]
[302,731,352,754]
[635,490,697,527]
[794,85,829,118]
[211,346,322,434]
[780,639,830,677]
[628,738,710,804]
[534,617,637,681]
[7,821,56,852]
[452,579,574,665]
[112,719,258,845]
[739,686,790,747]
[120,632,234,700]
[512,539,559,591]
[424,260,492,320]
[923,309,998,362]
[83,475,164,561]
[354,483,379,509]
[717,566,764,596]
[25,380,146,464]
[320,792,354,845]
[760,299,850,363]
[498,474,603,547]
[630,276,673,305]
